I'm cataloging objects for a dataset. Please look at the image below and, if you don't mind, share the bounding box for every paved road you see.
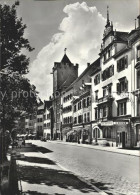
[29,140,139,195]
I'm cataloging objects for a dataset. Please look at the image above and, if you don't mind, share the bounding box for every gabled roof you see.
[115,31,129,42]
[61,54,71,64]
[65,58,100,92]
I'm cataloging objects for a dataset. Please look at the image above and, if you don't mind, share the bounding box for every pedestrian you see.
[22,138,25,147]
[18,137,23,149]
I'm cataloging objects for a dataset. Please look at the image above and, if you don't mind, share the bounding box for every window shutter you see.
[125,79,128,92]
[98,74,100,83]
[125,55,128,68]
[117,104,119,116]
[117,60,120,72]
[117,83,120,94]
[124,102,126,115]
[101,72,104,81]
[112,65,114,76]
[94,77,96,85]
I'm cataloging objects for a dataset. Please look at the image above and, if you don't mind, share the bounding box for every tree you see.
[0,1,38,163]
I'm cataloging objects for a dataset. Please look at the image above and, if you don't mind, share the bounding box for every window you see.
[137,45,140,62]
[103,106,108,117]
[117,78,128,94]
[95,108,98,120]
[44,123,46,127]
[117,55,128,72]
[102,65,114,81]
[108,49,111,58]
[74,117,77,124]
[84,113,86,123]
[137,99,140,116]
[78,115,83,123]
[78,101,82,110]
[137,69,140,89]
[103,84,112,97]
[104,53,106,61]
[103,127,111,138]
[87,112,90,122]
[94,74,100,85]
[74,105,77,112]
[82,99,86,108]
[95,91,98,101]
[103,88,107,97]
[117,101,127,116]
[99,108,102,118]
[87,97,90,107]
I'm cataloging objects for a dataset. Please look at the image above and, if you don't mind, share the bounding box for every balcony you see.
[97,95,114,105]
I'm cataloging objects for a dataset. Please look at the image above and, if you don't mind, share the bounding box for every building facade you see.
[43,101,52,140]
[52,52,78,140]
[91,11,140,147]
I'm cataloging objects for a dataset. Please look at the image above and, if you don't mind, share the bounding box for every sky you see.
[1,0,139,100]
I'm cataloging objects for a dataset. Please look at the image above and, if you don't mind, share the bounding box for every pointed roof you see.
[61,54,71,64]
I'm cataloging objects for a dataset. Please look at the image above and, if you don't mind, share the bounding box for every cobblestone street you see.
[28,141,139,195]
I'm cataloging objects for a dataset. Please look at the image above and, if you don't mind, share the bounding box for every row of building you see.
[21,11,140,148]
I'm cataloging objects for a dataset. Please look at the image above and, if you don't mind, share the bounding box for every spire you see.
[64,48,67,54]
[107,5,110,24]
[61,49,71,64]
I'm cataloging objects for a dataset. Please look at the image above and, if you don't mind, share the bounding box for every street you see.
[27,140,139,195]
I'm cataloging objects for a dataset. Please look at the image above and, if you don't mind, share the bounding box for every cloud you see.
[27,2,106,100]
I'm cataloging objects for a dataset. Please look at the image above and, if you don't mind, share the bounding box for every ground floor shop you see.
[65,124,92,144]
[91,119,137,148]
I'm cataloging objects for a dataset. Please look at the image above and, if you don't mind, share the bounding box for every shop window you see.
[137,69,140,89]
[103,127,111,138]
[117,77,128,94]
[117,55,128,72]
[117,101,127,116]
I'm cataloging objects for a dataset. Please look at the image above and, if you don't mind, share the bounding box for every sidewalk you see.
[48,140,140,157]
[8,143,105,195]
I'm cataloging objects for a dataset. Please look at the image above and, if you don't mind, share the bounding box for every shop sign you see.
[100,121,113,126]
[114,121,129,125]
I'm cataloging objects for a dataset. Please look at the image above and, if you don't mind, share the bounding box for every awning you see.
[67,130,74,136]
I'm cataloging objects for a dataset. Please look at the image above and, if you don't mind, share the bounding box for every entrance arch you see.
[92,126,103,139]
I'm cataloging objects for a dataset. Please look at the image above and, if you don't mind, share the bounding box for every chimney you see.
[137,15,140,28]
[75,63,79,68]
[87,63,90,67]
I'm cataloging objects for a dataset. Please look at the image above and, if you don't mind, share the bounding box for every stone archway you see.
[92,126,103,139]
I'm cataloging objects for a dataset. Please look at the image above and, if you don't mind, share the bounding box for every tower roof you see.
[61,54,71,64]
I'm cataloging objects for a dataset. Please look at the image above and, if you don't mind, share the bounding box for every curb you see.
[48,141,139,157]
